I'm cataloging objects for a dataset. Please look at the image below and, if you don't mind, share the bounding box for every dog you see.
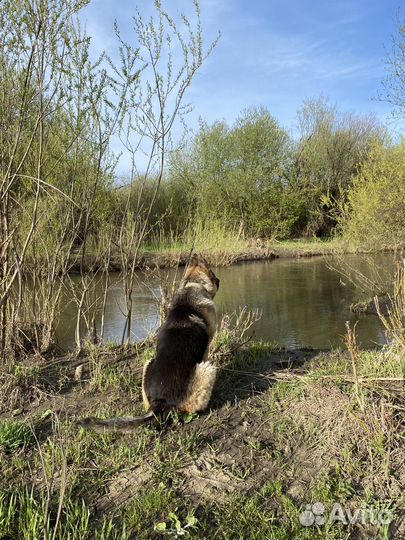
[78,254,220,432]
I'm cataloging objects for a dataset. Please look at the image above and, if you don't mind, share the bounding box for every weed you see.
[121,485,175,538]
[154,511,199,538]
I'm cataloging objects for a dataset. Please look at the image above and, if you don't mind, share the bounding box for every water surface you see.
[55,254,392,350]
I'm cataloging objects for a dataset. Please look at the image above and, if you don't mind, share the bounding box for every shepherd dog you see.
[78,254,220,432]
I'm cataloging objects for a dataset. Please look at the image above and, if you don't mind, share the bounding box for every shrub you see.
[339,140,405,249]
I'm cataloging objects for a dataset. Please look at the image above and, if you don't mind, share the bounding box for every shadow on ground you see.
[211,346,320,407]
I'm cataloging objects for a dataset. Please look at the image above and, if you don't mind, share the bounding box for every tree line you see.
[128,99,404,246]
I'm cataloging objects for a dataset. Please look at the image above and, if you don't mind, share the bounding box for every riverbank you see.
[142,237,348,267]
[0,333,403,539]
[69,237,362,273]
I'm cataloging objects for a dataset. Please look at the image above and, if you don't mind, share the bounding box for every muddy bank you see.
[0,343,316,418]
[67,242,349,274]
[67,247,276,273]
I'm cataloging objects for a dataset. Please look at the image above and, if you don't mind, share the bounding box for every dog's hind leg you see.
[179,361,217,413]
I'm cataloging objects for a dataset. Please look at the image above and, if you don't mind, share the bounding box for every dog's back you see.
[143,289,210,412]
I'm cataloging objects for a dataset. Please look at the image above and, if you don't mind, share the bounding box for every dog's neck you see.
[184,281,204,290]
[183,278,215,299]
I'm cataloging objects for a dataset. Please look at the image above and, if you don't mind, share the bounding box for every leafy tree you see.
[339,140,405,249]
[0,0,212,354]
[168,107,297,238]
[295,96,384,236]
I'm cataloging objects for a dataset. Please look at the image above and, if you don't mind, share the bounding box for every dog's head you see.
[183,253,220,298]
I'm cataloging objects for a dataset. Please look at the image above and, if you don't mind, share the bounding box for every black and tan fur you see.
[78,254,220,433]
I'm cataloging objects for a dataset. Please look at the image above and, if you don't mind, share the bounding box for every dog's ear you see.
[189,253,209,269]
[207,268,220,290]
[189,253,199,267]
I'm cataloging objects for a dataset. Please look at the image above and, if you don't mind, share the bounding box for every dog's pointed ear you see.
[189,253,199,267]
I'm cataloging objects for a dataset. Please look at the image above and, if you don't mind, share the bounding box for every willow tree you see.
[0,0,101,358]
[0,0,217,356]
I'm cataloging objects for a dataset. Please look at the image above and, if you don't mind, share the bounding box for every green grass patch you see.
[143,218,249,257]
[0,421,32,452]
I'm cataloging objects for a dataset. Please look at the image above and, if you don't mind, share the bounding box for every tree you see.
[378,13,405,118]
[0,0,215,356]
[0,0,104,357]
[112,0,217,344]
[295,97,384,236]
[168,107,295,238]
[339,140,405,249]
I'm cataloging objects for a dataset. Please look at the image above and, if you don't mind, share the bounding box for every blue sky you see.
[80,0,402,174]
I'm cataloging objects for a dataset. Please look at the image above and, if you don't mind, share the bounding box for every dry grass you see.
[0,339,403,539]
[144,218,250,266]
[210,306,263,366]
[375,260,405,349]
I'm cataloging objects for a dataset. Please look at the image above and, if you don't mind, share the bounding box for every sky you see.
[80,0,402,175]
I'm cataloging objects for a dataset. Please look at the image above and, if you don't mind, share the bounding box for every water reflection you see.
[55,254,393,350]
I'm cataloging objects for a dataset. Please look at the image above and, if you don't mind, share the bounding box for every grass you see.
[72,217,387,272]
[276,237,343,255]
[142,218,251,267]
[144,218,248,254]
[0,324,403,539]
[140,218,349,267]
[0,488,126,540]
[0,362,43,414]
[0,420,32,452]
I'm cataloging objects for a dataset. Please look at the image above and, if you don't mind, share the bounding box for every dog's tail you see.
[77,411,155,433]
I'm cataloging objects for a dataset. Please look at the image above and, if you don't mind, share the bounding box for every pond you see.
[55,253,394,351]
